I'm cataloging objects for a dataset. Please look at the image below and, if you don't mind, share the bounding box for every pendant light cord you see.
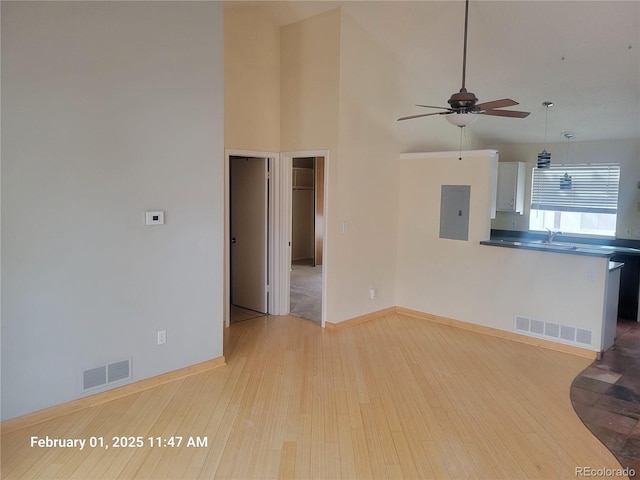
[543,106,549,148]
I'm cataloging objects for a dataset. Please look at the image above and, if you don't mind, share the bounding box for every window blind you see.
[530,163,620,213]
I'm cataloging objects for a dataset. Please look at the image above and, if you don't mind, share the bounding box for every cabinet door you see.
[496,163,517,211]
[496,162,525,213]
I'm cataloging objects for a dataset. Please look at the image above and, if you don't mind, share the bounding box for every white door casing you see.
[280,151,329,328]
[223,149,327,329]
[224,150,281,328]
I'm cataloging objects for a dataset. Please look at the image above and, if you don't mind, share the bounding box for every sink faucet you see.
[546,228,563,243]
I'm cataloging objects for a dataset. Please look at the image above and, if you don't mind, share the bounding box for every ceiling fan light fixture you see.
[445,112,480,127]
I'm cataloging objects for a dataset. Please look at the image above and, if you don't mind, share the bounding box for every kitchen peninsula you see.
[480,237,639,354]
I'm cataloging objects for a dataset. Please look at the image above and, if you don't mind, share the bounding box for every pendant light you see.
[560,132,575,190]
[537,102,553,168]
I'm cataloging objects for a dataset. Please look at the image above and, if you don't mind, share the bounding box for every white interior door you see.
[230,157,268,313]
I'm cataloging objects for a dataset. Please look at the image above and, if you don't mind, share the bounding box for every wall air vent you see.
[560,325,576,342]
[576,329,593,345]
[513,316,593,348]
[108,360,130,383]
[530,319,544,335]
[82,358,132,392]
[544,322,560,338]
[83,366,107,390]
[515,316,530,332]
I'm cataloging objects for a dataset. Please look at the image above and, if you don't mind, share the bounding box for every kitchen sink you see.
[526,242,579,250]
[510,240,582,250]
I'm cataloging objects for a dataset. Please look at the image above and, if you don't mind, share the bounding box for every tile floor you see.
[571,320,640,473]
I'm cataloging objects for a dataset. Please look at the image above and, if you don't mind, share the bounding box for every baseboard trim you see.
[3,306,599,431]
[395,307,598,360]
[326,306,597,359]
[1,355,226,434]
[325,307,396,331]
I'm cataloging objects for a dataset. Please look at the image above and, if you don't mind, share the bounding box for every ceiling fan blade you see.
[397,112,447,121]
[416,104,453,111]
[482,109,531,118]
[476,99,519,110]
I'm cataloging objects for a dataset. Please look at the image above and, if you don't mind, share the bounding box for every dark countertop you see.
[489,229,640,256]
[480,239,616,258]
[484,230,640,258]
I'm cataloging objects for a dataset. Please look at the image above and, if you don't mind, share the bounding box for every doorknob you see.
[231,237,237,244]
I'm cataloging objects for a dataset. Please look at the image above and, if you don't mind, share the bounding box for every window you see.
[529,163,620,237]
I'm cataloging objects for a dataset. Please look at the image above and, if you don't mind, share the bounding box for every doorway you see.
[224,149,328,329]
[289,156,325,324]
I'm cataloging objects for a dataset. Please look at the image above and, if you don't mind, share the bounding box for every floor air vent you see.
[514,316,592,348]
[82,358,132,392]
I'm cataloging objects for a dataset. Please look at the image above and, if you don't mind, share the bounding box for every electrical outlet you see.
[369,286,376,299]
[157,330,166,345]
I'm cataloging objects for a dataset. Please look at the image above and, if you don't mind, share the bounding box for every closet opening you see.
[290,156,325,324]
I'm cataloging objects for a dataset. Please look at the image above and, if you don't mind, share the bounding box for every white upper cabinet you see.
[496,162,525,214]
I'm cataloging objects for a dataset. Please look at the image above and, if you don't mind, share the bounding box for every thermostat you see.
[145,211,165,225]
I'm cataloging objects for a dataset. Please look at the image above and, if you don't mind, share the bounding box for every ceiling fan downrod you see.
[461,0,470,92]
[448,0,478,112]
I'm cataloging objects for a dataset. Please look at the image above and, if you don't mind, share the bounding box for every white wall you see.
[489,138,640,239]
[330,11,403,321]
[225,6,281,152]
[280,9,403,322]
[280,8,341,154]
[395,151,609,352]
[1,2,225,420]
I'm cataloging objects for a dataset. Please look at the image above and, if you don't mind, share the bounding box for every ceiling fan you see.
[398,0,530,127]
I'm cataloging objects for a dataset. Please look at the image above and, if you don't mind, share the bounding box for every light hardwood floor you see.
[1,313,625,479]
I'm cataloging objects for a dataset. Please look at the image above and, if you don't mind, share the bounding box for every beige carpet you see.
[290,264,322,323]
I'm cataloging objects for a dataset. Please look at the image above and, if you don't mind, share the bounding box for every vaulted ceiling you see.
[226,1,640,147]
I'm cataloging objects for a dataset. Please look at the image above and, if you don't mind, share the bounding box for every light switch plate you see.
[145,211,164,225]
